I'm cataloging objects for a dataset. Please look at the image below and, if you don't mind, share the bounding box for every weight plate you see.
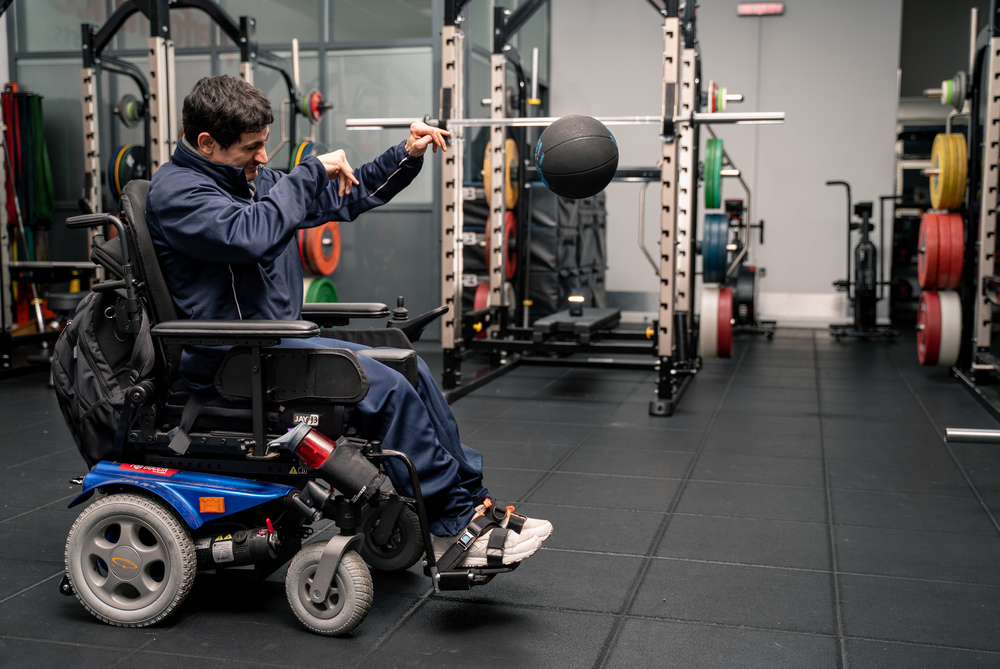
[303,277,339,304]
[937,290,962,367]
[704,138,723,209]
[733,264,755,325]
[502,280,517,322]
[948,133,967,210]
[943,212,964,289]
[702,213,729,284]
[917,291,942,366]
[717,85,727,112]
[936,212,953,290]
[917,212,939,289]
[114,93,142,128]
[708,81,717,113]
[505,138,520,210]
[473,281,490,339]
[943,133,959,209]
[107,145,147,200]
[929,134,948,210]
[302,222,341,276]
[504,210,517,279]
[699,285,720,359]
[717,286,733,358]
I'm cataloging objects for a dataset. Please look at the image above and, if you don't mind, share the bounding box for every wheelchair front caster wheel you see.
[65,492,196,627]
[285,544,373,636]
[360,504,424,572]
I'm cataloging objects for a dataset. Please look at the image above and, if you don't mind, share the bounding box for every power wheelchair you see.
[55,179,519,636]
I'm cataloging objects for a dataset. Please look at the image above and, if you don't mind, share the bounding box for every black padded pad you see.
[215,346,369,403]
[356,348,419,388]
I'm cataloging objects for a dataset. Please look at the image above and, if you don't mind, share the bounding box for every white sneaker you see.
[476,501,554,542]
[432,528,541,568]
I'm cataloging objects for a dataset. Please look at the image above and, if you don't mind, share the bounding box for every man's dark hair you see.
[182,75,274,149]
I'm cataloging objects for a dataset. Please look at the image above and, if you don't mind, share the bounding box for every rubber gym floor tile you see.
[440,549,643,613]
[843,639,1000,668]
[820,401,927,423]
[830,488,997,535]
[0,438,77,468]
[630,559,835,634]
[363,598,614,669]
[820,415,941,444]
[9,447,89,474]
[658,514,830,570]
[691,452,825,487]
[701,428,823,460]
[0,466,81,509]
[141,587,418,667]
[729,372,818,390]
[556,445,694,479]
[452,417,492,440]
[717,396,820,418]
[827,458,974,497]
[603,618,839,669]
[835,524,1000,585]
[511,502,665,555]
[529,378,646,402]
[822,435,953,468]
[0,558,63,601]
[462,419,594,447]
[502,398,619,425]
[675,480,828,523]
[839,574,1000,651]
[604,403,716,431]
[581,425,705,452]
[0,506,78,563]
[0,639,129,669]
[110,652,275,669]
[526,471,682,513]
[711,413,822,438]
[467,439,576,471]
[726,385,823,406]
[448,395,521,421]
[479,466,549,502]
[465,374,554,399]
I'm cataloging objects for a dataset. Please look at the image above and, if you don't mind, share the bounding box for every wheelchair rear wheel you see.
[285,544,373,636]
[64,492,196,627]
[360,504,424,572]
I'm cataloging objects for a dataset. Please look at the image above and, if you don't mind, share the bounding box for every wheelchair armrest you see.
[301,302,390,327]
[151,319,320,346]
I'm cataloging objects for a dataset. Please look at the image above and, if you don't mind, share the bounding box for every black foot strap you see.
[437,514,503,572]
[483,499,526,534]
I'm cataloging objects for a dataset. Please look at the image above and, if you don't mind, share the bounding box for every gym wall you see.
[551,0,903,327]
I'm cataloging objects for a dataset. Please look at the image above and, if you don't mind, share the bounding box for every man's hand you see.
[317,149,361,196]
[405,122,450,158]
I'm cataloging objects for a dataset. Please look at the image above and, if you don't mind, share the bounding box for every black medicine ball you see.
[534,115,619,199]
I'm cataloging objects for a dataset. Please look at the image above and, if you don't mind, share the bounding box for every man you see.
[145,75,551,568]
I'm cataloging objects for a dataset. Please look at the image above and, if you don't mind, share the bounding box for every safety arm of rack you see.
[704,125,754,277]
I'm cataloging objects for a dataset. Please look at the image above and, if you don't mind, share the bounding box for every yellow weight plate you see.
[483,139,520,209]
[948,133,967,210]
[929,134,948,210]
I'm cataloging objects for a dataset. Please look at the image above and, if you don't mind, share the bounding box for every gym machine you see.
[347,0,783,416]
[827,181,899,340]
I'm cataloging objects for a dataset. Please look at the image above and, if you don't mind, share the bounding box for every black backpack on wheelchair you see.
[55,179,514,636]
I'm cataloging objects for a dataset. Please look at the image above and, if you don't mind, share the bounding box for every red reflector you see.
[294,429,336,467]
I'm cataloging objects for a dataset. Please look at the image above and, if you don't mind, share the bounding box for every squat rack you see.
[350,0,784,416]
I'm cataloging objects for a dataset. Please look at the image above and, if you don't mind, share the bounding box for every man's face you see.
[202,128,269,180]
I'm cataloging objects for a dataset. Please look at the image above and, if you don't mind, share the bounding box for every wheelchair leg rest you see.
[432,562,521,591]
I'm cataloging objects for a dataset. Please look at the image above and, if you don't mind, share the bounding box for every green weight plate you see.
[704,138,723,209]
[703,213,728,284]
[304,277,339,303]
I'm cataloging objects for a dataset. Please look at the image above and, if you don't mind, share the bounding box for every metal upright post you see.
[440,21,464,389]
[975,5,1000,362]
[80,24,102,213]
[147,0,175,173]
[487,49,507,322]
[675,30,698,330]
[650,11,683,416]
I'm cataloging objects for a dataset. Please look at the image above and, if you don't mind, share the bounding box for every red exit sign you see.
[737,2,785,16]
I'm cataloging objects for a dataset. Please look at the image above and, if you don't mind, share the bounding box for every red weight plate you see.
[307,222,341,276]
[310,91,324,122]
[473,281,490,339]
[943,212,964,289]
[717,287,733,358]
[917,291,942,366]
[936,212,953,291]
[504,210,517,280]
[917,212,939,289]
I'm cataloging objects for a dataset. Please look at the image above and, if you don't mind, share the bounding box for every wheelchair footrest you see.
[434,563,520,590]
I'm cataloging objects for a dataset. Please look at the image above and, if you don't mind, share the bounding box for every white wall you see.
[550,0,903,326]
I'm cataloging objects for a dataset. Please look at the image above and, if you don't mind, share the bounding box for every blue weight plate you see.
[703,213,728,284]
